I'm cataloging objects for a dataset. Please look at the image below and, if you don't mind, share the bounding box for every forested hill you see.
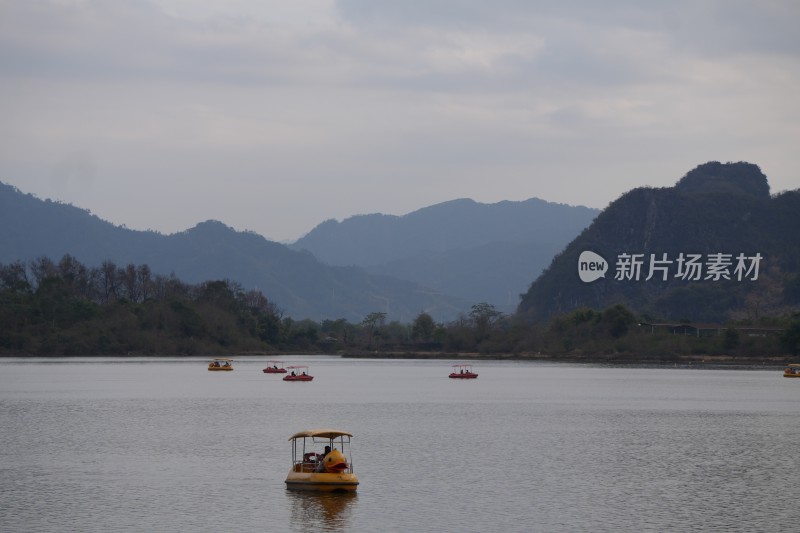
[0,182,466,322]
[291,198,599,313]
[518,161,800,322]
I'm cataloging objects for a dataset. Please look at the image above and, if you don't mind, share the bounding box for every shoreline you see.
[337,351,790,368]
[1,351,791,368]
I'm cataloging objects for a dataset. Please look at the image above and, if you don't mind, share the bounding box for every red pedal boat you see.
[449,363,478,379]
[283,365,314,381]
[263,360,287,373]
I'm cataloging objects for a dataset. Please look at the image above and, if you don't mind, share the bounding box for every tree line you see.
[1,255,797,358]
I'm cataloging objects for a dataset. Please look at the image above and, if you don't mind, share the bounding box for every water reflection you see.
[286,491,357,531]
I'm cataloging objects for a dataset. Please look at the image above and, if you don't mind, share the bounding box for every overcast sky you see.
[2,0,798,242]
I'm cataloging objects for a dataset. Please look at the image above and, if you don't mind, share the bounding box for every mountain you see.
[0,182,467,323]
[291,198,599,313]
[518,161,800,322]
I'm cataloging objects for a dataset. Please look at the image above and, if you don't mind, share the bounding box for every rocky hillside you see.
[518,162,800,322]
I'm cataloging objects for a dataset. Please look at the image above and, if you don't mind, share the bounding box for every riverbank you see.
[337,350,790,368]
[1,350,792,368]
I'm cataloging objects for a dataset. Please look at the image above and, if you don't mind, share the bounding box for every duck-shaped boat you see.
[285,429,359,492]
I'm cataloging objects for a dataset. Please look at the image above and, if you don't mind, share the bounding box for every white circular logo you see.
[578,251,608,283]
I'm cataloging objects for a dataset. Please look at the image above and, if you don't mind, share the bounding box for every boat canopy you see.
[289,429,353,440]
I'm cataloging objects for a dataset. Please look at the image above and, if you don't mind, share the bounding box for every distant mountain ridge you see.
[0,182,467,322]
[518,161,800,322]
[292,197,598,265]
[14,161,786,326]
[291,197,599,312]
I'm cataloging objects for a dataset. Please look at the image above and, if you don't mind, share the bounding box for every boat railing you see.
[290,434,355,474]
[291,456,354,474]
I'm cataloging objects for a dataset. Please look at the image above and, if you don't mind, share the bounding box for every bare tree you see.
[99,260,120,304]
[57,254,95,300]
[29,256,58,289]
[121,263,139,302]
[137,264,152,301]
[0,260,31,291]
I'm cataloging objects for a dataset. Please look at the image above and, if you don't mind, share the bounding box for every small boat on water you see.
[285,429,359,492]
[449,363,478,379]
[263,361,288,373]
[784,364,800,378]
[208,358,234,371]
[283,365,313,381]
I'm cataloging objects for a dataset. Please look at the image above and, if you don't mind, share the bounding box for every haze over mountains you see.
[0,182,595,322]
[291,198,599,311]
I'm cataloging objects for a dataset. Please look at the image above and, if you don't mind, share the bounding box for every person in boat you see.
[291,370,296,376]
[302,371,307,376]
[315,446,331,472]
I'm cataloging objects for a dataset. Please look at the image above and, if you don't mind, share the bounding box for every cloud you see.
[0,0,798,242]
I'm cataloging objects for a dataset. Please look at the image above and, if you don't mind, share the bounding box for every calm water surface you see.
[1,357,798,532]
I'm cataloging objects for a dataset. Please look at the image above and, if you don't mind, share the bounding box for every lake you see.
[1,356,798,532]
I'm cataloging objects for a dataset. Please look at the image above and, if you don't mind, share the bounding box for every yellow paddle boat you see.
[208,358,234,371]
[285,429,359,492]
[784,364,800,377]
